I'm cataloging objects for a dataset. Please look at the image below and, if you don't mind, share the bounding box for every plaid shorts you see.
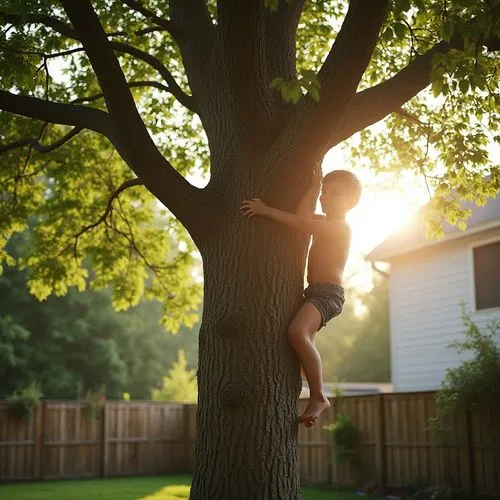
[304,283,345,330]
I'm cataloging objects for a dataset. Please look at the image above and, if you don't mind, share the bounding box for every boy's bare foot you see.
[298,396,330,427]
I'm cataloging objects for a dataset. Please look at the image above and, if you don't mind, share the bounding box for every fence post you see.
[100,401,108,478]
[148,404,154,473]
[465,410,476,499]
[184,404,191,472]
[376,394,387,490]
[34,401,45,480]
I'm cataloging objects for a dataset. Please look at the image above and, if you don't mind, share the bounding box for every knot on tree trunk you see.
[220,383,247,408]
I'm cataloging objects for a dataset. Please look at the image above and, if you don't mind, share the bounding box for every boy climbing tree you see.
[241,169,362,426]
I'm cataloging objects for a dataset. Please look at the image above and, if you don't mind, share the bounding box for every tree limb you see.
[268,0,388,180]
[217,0,274,149]
[1,9,195,111]
[0,90,115,138]
[0,127,82,154]
[72,178,143,257]
[485,36,500,51]
[330,32,500,147]
[121,0,181,39]
[169,0,216,103]
[264,0,304,83]
[0,11,77,38]
[60,0,206,240]
[110,41,196,111]
[264,0,305,128]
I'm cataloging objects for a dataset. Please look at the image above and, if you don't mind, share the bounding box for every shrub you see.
[326,411,360,466]
[6,383,43,420]
[81,384,106,420]
[430,309,500,441]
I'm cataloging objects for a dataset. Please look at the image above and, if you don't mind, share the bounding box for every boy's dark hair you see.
[323,170,362,209]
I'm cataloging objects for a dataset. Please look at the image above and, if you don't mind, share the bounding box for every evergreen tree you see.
[152,349,198,402]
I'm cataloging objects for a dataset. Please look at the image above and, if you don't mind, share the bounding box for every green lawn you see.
[0,475,361,500]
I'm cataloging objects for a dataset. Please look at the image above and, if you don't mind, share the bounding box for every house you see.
[365,196,500,392]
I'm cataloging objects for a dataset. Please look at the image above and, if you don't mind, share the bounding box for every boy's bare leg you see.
[288,303,330,427]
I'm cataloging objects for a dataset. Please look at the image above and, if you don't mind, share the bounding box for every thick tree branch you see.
[0,12,77,38]
[0,90,115,138]
[217,0,274,150]
[60,0,206,240]
[1,9,195,111]
[330,32,500,147]
[264,0,305,128]
[316,0,388,93]
[169,0,216,101]
[485,36,500,51]
[0,127,82,154]
[264,0,304,82]
[270,0,388,173]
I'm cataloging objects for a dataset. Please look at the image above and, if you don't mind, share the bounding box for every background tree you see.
[0,233,200,399]
[0,1,499,498]
[152,349,198,402]
[318,271,390,383]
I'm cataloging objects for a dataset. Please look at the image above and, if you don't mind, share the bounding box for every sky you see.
[322,141,500,291]
[322,148,429,290]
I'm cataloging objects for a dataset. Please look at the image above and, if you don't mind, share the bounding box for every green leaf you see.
[381,27,394,41]
[308,85,320,102]
[458,79,469,93]
[432,78,444,97]
[269,77,284,90]
[440,19,454,42]
[393,22,406,39]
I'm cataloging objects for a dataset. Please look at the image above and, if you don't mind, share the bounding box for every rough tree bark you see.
[1,0,498,498]
[193,171,309,498]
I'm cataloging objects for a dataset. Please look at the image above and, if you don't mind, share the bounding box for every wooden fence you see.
[298,392,500,497]
[1,392,499,496]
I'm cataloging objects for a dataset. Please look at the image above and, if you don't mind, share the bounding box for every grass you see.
[0,475,362,500]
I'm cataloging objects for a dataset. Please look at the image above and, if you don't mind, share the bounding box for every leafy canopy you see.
[0,0,499,313]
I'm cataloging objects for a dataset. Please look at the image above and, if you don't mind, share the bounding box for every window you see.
[473,240,500,310]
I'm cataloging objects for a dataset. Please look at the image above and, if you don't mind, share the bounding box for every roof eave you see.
[365,219,500,263]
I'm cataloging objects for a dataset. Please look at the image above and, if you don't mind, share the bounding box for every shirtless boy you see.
[241,169,362,427]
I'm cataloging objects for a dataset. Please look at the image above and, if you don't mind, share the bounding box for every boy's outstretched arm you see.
[240,198,327,236]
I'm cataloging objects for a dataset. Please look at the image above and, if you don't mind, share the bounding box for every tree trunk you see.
[189,160,311,499]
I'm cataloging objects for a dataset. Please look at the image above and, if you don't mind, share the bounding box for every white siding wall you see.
[389,227,500,392]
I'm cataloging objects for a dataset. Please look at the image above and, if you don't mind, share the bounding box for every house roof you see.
[365,195,500,262]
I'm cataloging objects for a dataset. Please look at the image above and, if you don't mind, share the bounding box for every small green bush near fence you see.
[0,476,361,500]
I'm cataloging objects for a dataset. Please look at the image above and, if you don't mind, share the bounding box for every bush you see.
[6,383,43,420]
[80,384,106,420]
[324,400,360,469]
[430,309,500,440]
